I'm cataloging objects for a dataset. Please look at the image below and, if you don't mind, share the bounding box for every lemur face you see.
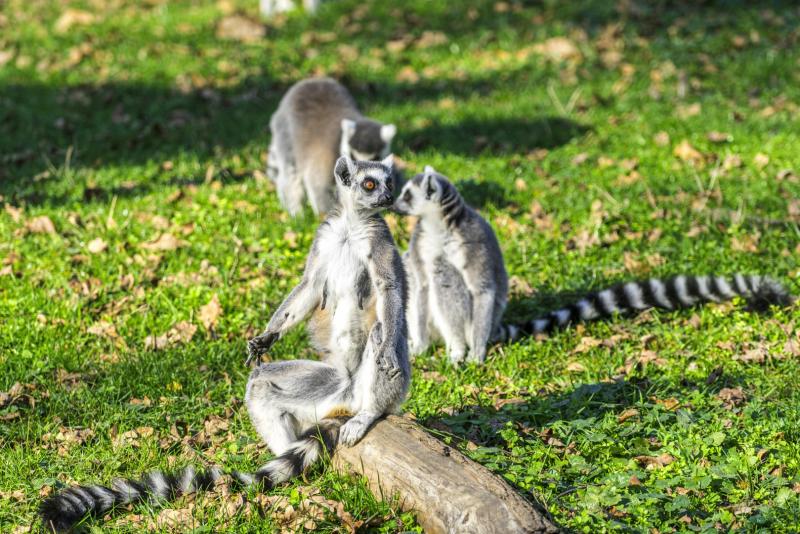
[392,166,442,216]
[333,155,396,211]
[341,119,396,162]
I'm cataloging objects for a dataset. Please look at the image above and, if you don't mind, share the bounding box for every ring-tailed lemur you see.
[394,166,508,364]
[268,77,397,216]
[40,157,409,531]
[393,166,795,364]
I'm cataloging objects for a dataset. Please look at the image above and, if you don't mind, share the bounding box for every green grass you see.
[2,0,800,531]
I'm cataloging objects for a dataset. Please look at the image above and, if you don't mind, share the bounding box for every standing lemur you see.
[40,156,409,532]
[268,77,397,216]
[393,166,795,365]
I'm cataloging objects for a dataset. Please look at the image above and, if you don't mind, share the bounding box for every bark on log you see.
[333,415,559,534]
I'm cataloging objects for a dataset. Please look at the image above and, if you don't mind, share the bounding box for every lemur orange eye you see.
[363,180,376,191]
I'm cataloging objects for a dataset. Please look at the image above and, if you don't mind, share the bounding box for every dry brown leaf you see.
[533,37,581,62]
[26,215,56,234]
[54,9,95,33]
[654,397,680,411]
[707,131,731,143]
[676,103,701,119]
[733,345,768,364]
[723,154,743,170]
[634,453,675,469]
[87,237,108,254]
[566,361,586,372]
[395,66,420,84]
[673,140,703,164]
[145,321,197,350]
[617,408,639,423]
[753,153,770,169]
[141,233,183,251]
[216,15,265,42]
[653,131,670,146]
[415,30,448,49]
[572,336,602,354]
[717,387,746,408]
[4,203,22,222]
[731,233,759,253]
[199,294,222,331]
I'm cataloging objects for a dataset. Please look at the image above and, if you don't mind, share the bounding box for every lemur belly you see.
[418,226,471,341]
[312,217,378,369]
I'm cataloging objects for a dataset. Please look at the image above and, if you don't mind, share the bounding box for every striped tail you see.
[39,418,343,532]
[494,274,794,342]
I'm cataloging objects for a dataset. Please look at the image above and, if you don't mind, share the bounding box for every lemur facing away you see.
[393,166,795,365]
[268,77,397,216]
[40,157,409,532]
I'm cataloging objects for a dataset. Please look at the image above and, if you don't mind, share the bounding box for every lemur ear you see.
[341,119,356,140]
[380,124,397,143]
[380,154,394,170]
[421,170,439,199]
[334,156,356,186]
[424,165,436,175]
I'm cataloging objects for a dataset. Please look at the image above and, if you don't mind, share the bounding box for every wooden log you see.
[333,415,559,534]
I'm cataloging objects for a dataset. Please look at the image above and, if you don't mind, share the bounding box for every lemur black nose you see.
[378,194,394,207]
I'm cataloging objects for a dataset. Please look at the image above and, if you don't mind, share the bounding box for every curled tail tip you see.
[749,277,795,310]
[39,491,92,532]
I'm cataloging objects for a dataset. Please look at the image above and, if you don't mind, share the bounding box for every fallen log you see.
[333,415,559,534]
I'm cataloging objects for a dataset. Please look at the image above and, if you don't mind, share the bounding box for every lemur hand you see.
[246,331,278,366]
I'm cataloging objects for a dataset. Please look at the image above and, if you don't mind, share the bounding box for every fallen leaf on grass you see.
[733,345,768,364]
[54,9,95,33]
[731,233,759,253]
[653,131,670,146]
[199,294,222,331]
[87,237,108,254]
[707,131,731,143]
[566,361,586,372]
[4,203,22,222]
[533,37,582,63]
[26,216,56,234]
[717,387,746,408]
[145,321,197,350]
[216,15,265,42]
[141,233,183,251]
[652,397,680,411]
[673,140,704,164]
[572,336,602,354]
[753,153,770,169]
[617,408,639,423]
[634,453,675,469]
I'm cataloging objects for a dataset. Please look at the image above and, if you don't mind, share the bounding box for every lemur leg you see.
[431,261,470,364]
[339,322,405,446]
[302,167,335,216]
[276,162,305,217]
[246,360,350,455]
[466,290,496,364]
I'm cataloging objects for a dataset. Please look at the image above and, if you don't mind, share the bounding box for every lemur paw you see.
[338,418,370,447]
[246,332,278,366]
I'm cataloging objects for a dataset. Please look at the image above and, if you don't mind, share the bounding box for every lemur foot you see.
[246,332,278,366]
[339,415,375,446]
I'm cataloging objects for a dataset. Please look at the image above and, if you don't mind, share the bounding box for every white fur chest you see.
[316,216,372,297]
[418,219,465,274]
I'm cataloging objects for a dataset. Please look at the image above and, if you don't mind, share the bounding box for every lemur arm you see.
[404,250,429,355]
[247,240,324,362]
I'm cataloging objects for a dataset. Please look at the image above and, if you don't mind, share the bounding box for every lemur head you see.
[393,165,450,217]
[340,119,396,162]
[333,155,395,213]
